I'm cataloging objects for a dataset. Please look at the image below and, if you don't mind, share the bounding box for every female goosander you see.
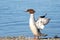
[25,9,50,40]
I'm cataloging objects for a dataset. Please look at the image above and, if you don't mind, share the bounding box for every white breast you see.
[29,14,39,35]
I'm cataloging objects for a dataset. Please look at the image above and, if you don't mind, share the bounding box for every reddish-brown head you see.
[26,9,35,14]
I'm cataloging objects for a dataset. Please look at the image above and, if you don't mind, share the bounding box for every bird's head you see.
[25,9,35,14]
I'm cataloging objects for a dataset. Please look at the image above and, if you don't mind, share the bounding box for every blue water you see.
[0,0,60,38]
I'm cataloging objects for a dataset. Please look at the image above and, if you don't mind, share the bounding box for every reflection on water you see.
[0,0,60,38]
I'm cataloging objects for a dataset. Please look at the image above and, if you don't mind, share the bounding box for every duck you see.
[25,9,50,40]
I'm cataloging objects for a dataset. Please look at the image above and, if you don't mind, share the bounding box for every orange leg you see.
[34,35,39,40]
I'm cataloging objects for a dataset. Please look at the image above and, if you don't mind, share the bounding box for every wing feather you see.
[36,17,50,30]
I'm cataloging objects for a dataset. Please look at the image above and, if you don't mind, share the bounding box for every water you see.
[0,0,60,38]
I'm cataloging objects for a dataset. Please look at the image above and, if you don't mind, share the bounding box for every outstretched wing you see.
[36,17,50,30]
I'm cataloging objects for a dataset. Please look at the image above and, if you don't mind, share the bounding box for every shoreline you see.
[0,36,60,40]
